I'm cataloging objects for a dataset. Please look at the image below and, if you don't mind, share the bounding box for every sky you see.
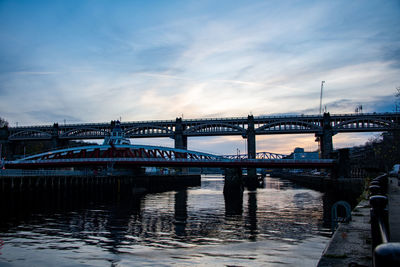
[0,0,399,155]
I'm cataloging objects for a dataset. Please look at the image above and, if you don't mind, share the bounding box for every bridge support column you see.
[174,189,188,236]
[51,123,62,149]
[0,140,6,160]
[4,141,16,160]
[174,118,187,174]
[0,126,10,159]
[316,113,334,159]
[245,115,257,189]
[246,115,256,159]
[224,168,243,215]
[332,148,351,179]
[174,118,187,150]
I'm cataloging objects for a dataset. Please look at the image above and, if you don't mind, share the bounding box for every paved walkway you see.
[318,199,372,267]
[388,176,400,242]
[318,175,400,266]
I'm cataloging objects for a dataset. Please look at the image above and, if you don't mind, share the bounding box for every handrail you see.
[369,174,400,266]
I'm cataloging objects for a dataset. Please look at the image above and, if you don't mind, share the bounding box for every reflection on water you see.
[0,175,335,266]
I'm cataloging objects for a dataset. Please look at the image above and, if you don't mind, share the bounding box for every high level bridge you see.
[1,112,400,159]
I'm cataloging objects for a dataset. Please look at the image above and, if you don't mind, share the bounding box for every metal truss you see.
[6,112,400,141]
[5,144,334,169]
[223,151,287,160]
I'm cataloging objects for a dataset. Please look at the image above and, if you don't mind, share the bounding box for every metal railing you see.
[7,157,335,163]
[8,112,399,129]
[369,174,400,266]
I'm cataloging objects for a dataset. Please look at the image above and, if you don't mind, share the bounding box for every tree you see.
[395,86,400,112]
[363,131,400,172]
[0,117,8,128]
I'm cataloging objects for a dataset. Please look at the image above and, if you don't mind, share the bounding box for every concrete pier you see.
[245,115,258,188]
[224,168,243,215]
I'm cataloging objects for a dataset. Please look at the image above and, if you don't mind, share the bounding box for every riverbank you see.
[273,172,373,265]
[317,198,372,266]
[318,175,400,266]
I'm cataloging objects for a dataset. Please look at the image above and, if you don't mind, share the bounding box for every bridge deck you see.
[5,112,400,140]
[4,158,336,169]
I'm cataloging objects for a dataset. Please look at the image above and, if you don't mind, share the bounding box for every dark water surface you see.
[0,175,332,266]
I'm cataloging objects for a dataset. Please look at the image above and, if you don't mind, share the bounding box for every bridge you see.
[3,143,334,170]
[1,112,400,159]
[1,124,339,194]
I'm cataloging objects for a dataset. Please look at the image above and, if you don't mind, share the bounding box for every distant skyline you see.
[1,0,399,154]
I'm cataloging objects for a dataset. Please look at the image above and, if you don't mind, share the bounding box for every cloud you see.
[0,0,399,153]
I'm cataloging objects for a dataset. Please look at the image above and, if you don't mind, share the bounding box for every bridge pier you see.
[51,123,63,149]
[246,115,256,159]
[245,115,258,189]
[5,141,16,160]
[0,126,9,159]
[174,118,187,150]
[316,113,334,159]
[224,167,243,215]
[331,148,351,179]
[51,137,68,150]
[174,189,188,236]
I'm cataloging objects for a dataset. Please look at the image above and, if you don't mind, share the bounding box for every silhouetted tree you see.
[395,86,400,112]
[362,131,400,172]
[0,117,8,128]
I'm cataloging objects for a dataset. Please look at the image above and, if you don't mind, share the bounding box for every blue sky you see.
[0,0,399,154]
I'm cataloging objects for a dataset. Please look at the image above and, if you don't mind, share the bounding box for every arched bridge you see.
[2,112,400,159]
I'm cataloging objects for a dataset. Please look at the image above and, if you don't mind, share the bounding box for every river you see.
[0,175,333,266]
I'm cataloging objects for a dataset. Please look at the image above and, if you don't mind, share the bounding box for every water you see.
[0,175,332,266]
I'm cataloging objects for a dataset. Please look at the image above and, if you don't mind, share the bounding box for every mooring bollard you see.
[372,174,388,194]
[374,243,400,267]
[369,185,382,196]
[369,173,400,266]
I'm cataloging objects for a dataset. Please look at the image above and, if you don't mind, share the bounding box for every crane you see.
[319,81,325,115]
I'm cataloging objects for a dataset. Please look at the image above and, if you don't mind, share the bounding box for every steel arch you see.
[9,130,53,140]
[124,125,174,137]
[60,127,110,138]
[184,122,246,135]
[333,118,397,130]
[256,120,321,133]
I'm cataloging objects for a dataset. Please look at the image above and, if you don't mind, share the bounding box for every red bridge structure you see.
[2,122,335,170]
[3,144,335,170]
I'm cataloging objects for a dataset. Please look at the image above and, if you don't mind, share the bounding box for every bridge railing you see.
[369,174,400,267]
[222,152,287,160]
[7,112,399,129]
[6,158,335,165]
